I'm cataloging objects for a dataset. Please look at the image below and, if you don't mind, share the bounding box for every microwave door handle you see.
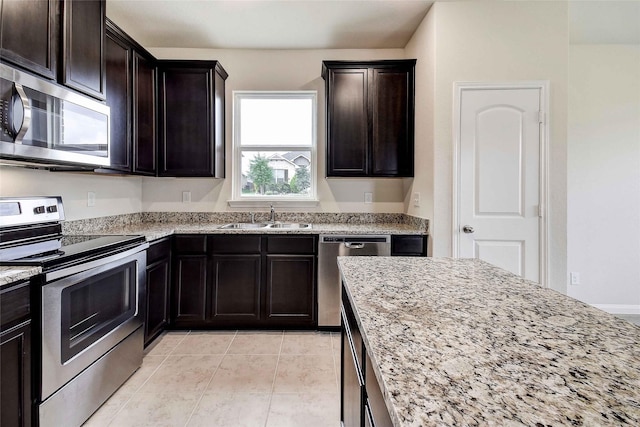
[12,83,31,144]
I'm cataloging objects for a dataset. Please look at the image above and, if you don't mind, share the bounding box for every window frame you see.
[231,91,318,206]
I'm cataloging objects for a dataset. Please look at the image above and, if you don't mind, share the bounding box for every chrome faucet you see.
[269,204,276,223]
[249,212,255,223]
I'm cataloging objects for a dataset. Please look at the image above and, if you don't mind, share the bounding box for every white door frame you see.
[452,81,550,287]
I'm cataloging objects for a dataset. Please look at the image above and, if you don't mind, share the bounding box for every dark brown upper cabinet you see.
[104,23,132,172]
[322,60,416,177]
[103,18,157,175]
[158,61,227,177]
[132,52,158,176]
[62,0,106,100]
[0,0,58,80]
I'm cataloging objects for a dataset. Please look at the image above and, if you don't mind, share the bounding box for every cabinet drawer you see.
[174,235,207,253]
[365,354,393,427]
[0,281,31,329]
[266,235,316,254]
[342,287,364,372]
[147,238,171,264]
[209,235,261,254]
[391,235,427,256]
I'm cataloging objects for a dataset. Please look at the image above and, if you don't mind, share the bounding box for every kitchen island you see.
[337,257,640,426]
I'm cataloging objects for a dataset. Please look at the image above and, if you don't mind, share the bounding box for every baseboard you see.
[590,304,640,315]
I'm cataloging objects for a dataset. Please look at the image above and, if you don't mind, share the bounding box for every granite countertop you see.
[0,266,42,287]
[337,256,640,427]
[67,222,425,242]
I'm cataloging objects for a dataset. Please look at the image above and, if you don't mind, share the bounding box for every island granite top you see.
[337,256,640,427]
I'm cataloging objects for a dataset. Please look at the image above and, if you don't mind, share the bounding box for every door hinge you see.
[538,111,545,124]
[538,204,543,218]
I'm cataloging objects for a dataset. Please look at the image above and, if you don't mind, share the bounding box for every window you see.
[233,91,317,204]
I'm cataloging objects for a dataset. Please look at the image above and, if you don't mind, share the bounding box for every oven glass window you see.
[60,260,136,363]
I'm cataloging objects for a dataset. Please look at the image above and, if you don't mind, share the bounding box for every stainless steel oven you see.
[0,63,110,168]
[0,196,148,427]
[39,247,146,427]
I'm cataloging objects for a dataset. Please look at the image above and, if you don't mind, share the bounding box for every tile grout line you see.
[263,330,285,427]
[182,329,238,427]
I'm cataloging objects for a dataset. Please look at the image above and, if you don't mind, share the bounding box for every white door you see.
[457,86,543,283]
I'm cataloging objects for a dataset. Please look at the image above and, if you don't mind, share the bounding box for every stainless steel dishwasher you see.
[318,235,391,328]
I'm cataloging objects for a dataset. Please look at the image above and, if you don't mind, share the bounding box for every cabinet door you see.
[265,255,315,326]
[145,259,170,346]
[132,51,157,175]
[371,67,414,176]
[213,69,226,178]
[341,317,363,427]
[365,355,393,427]
[0,0,57,79]
[158,65,215,177]
[172,255,207,326]
[0,322,31,427]
[209,255,261,326]
[326,68,369,176]
[105,28,131,172]
[62,0,105,99]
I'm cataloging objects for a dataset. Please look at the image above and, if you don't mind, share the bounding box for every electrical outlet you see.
[413,192,420,207]
[364,192,373,204]
[570,272,580,285]
[182,191,191,203]
[87,191,96,207]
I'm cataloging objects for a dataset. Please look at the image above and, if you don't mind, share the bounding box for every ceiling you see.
[106,0,433,50]
[106,0,640,51]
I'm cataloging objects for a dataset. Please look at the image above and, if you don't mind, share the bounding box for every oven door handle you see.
[45,242,149,282]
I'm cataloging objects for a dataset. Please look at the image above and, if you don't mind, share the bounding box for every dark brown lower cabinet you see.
[266,255,315,326]
[0,323,31,427]
[342,317,363,427]
[172,254,208,327]
[145,238,171,346]
[210,255,261,325]
[342,286,393,427]
[170,234,317,329]
[0,280,32,427]
[391,234,428,257]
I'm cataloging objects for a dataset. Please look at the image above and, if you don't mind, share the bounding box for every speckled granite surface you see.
[0,266,41,286]
[337,257,640,427]
[62,212,428,241]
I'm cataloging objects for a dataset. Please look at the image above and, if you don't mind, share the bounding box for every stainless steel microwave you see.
[0,63,110,168]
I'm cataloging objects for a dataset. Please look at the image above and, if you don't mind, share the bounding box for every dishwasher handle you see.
[344,242,365,249]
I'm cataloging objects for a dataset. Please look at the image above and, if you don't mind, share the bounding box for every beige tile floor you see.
[83,330,342,427]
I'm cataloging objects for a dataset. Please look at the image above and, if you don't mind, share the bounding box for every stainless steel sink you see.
[268,223,311,229]
[219,222,311,230]
[219,222,269,229]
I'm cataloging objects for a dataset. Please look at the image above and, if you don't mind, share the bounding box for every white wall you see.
[404,1,569,292]
[567,45,640,312]
[142,48,409,213]
[0,166,142,220]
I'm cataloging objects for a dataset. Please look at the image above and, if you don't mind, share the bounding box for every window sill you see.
[227,199,320,209]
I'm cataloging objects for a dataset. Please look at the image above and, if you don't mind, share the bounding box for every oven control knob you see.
[46,205,58,213]
[34,205,46,214]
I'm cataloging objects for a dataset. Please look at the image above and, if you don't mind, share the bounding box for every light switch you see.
[182,191,191,203]
[87,192,96,207]
[570,272,580,285]
[413,192,420,207]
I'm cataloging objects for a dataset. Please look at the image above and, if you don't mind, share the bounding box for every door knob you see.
[462,225,474,234]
